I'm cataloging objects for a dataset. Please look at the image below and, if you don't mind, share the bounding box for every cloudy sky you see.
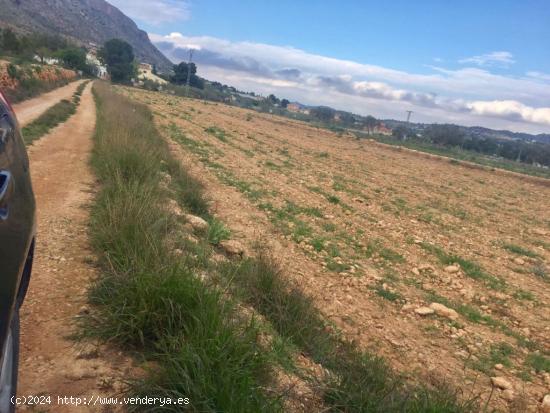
[108,0,550,134]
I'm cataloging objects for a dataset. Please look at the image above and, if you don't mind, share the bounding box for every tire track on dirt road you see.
[17,82,128,412]
[13,80,85,127]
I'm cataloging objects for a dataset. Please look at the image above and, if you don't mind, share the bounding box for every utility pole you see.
[185,48,195,98]
[402,110,414,140]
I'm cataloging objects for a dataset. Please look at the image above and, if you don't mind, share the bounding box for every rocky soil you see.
[125,87,550,412]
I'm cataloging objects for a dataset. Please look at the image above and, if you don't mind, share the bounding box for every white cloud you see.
[458,51,515,67]
[152,33,550,133]
[526,71,550,82]
[465,100,550,125]
[107,0,190,25]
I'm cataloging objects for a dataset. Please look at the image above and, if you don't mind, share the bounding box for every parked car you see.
[0,89,36,413]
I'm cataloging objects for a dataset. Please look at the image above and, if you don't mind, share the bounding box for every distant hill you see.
[383,119,550,144]
[0,0,173,72]
[276,100,550,144]
[464,126,550,144]
[230,92,550,144]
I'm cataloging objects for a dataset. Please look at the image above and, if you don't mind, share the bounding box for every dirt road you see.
[17,82,126,412]
[13,80,85,127]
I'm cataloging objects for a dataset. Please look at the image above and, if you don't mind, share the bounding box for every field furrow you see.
[126,87,550,411]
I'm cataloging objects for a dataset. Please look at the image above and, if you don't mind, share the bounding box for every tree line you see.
[0,30,143,85]
[0,28,96,76]
[392,124,550,167]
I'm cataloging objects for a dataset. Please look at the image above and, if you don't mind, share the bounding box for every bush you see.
[7,63,18,79]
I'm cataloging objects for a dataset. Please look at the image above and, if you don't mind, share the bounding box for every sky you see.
[107,0,550,134]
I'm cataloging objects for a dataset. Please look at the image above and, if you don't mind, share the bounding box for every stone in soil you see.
[429,302,459,320]
[415,307,435,316]
[219,239,246,257]
[513,257,525,265]
[167,199,184,216]
[184,214,209,231]
[490,376,513,390]
[444,265,460,273]
[501,389,515,402]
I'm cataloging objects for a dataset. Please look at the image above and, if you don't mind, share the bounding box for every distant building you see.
[373,122,392,135]
[236,92,263,101]
[33,55,60,65]
[137,62,167,85]
[286,103,301,112]
[287,102,310,114]
[86,51,108,79]
[139,63,153,72]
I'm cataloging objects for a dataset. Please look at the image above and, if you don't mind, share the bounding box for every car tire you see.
[0,309,19,413]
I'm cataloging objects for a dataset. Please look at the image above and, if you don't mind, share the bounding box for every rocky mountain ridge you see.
[0,0,173,72]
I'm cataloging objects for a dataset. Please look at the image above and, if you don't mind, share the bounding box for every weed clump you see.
[205,126,228,142]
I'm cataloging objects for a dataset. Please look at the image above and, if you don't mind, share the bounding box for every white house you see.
[137,62,167,85]
[86,52,108,79]
[33,55,60,65]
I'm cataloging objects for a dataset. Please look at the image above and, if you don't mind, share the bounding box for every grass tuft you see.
[525,353,550,373]
[502,243,539,258]
[207,218,231,245]
[205,126,228,142]
[531,263,548,281]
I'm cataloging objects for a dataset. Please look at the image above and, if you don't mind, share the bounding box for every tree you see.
[98,39,136,83]
[424,124,465,147]
[57,47,87,71]
[392,125,415,140]
[337,112,355,126]
[311,106,335,122]
[365,115,377,135]
[30,33,69,54]
[267,94,280,105]
[2,28,20,53]
[35,46,51,64]
[171,62,203,89]
[280,98,290,108]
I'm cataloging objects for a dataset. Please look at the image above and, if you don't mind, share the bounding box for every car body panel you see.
[0,89,36,375]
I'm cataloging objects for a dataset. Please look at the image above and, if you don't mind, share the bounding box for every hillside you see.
[384,119,550,144]
[0,0,173,72]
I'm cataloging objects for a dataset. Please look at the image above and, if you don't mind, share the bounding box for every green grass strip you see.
[82,81,279,412]
[22,80,89,145]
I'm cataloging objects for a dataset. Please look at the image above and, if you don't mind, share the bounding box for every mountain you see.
[0,0,173,72]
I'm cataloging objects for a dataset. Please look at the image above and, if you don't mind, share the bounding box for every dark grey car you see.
[0,89,36,413]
